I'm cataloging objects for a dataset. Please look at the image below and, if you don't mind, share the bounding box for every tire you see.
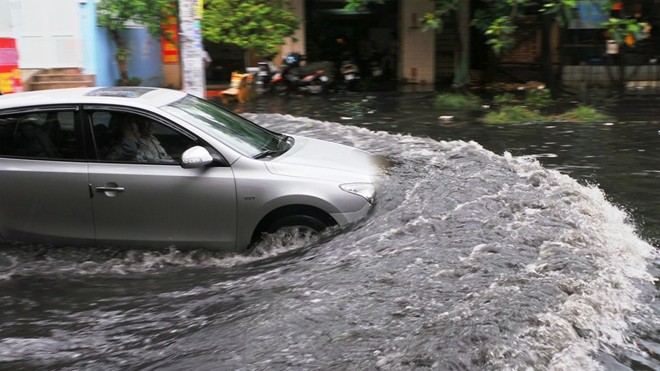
[251,214,332,250]
[271,81,288,94]
[307,80,325,95]
[265,214,329,235]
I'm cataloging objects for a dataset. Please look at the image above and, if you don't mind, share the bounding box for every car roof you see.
[0,87,188,110]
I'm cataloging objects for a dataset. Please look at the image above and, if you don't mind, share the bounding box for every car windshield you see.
[163,95,284,158]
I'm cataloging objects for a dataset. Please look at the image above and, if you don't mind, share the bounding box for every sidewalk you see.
[205,80,436,98]
[206,83,229,99]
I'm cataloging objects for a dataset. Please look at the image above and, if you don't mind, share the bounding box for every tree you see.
[346,0,650,91]
[202,0,300,60]
[97,0,177,85]
[472,0,650,95]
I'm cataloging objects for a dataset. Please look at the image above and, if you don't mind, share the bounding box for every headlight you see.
[340,183,375,204]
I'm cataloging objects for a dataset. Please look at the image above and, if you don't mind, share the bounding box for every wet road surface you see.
[0,90,658,370]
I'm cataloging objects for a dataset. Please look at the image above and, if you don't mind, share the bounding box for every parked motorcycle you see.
[369,57,384,79]
[340,56,360,91]
[255,60,276,89]
[270,53,332,95]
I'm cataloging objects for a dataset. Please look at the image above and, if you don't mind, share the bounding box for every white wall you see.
[7,0,82,68]
[0,0,12,37]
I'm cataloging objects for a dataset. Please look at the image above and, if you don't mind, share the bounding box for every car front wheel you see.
[251,214,334,251]
[265,214,329,234]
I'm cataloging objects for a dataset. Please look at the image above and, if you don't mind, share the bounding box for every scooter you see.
[369,58,384,79]
[340,57,360,91]
[270,53,330,95]
[255,60,276,88]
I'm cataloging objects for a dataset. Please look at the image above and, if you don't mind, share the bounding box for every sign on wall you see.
[0,38,22,94]
[161,13,179,64]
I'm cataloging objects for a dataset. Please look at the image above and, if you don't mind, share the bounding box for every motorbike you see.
[369,57,384,79]
[255,60,276,89]
[340,56,360,91]
[270,53,332,95]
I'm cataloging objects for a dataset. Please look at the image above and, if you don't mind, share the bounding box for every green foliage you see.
[117,76,143,86]
[484,103,613,123]
[473,14,516,54]
[559,105,613,122]
[603,17,651,46]
[483,106,548,124]
[343,0,383,12]
[540,0,578,27]
[97,0,176,38]
[491,88,553,108]
[348,0,641,57]
[420,0,460,32]
[434,93,481,110]
[202,0,300,58]
[524,88,552,108]
[97,0,176,84]
[493,92,516,105]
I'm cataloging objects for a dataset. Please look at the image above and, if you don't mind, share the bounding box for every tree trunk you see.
[452,0,470,89]
[540,8,557,97]
[110,30,130,85]
[618,44,627,97]
[117,58,129,85]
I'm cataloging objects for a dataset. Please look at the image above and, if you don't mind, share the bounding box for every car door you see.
[0,107,95,245]
[85,108,238,251]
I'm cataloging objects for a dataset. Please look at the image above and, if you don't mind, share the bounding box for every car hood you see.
[264,136,383,182]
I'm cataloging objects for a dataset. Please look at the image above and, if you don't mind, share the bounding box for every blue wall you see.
[94,27,116,87]
[79,1,164,87]
[79,1,98,79]
[123,28,163,87]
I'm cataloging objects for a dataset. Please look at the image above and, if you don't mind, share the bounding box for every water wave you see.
[0,114,656,370]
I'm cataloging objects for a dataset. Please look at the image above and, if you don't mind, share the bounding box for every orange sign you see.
[0,38,22,94]
[161,14,180,64]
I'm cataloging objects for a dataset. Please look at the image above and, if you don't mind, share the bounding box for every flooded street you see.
[1,91,659,370]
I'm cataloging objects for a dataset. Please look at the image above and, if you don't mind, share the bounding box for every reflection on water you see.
[0,94,658,370]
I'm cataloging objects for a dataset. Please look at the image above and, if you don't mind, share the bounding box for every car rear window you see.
[0,110,83,160]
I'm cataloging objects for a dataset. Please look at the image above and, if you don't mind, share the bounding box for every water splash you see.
[0,113,657,370]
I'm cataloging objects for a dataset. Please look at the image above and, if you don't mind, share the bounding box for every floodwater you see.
[1,91,658,370]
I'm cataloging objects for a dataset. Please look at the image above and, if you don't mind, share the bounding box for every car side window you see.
[90,111,197,164]
[0,110,82,160]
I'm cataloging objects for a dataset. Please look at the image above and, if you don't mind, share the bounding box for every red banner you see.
[0,38,22,94]
[161,14,180,64]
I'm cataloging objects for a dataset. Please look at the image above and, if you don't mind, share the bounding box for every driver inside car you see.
[107,118,140,161]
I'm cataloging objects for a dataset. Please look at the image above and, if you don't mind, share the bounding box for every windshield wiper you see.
[253,149,285,159]
[276,134,292,149]
[253,135,292,159]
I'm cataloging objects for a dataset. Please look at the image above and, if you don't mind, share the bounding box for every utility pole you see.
[179,0,206,98]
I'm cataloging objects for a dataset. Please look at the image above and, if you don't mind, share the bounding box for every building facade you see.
[6,0,657,93]
[280,0,437,85]
[0,0,164,89]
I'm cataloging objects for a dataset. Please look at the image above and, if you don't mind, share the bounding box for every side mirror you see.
[181,146,214,169]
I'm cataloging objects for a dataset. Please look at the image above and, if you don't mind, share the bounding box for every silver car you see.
[0,87,381,252]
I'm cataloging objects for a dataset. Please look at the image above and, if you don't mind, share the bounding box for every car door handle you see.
[95,186,125,192]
